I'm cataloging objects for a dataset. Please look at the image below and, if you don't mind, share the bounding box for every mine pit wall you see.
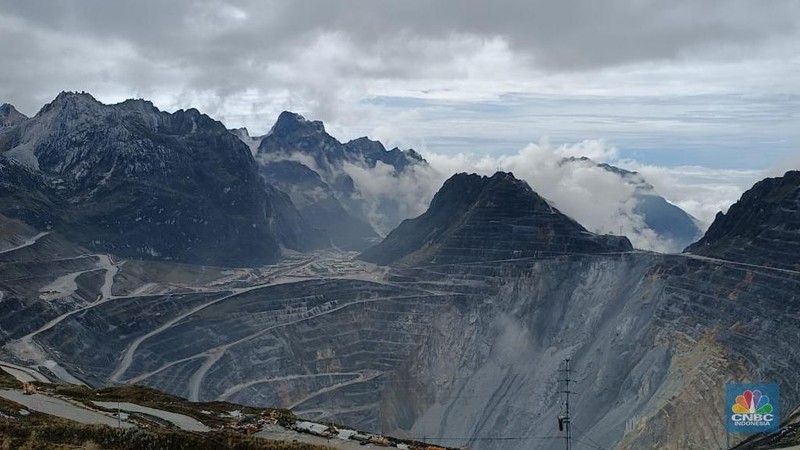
[0,257,105,338]
[3,251,798,450]
[33,292,221,385]
[203,291,465,431]
[626,254,800,450]
[377,254,800,450]
[387,254,662,450]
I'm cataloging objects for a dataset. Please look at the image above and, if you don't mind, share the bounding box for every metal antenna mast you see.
[558,357,573,450]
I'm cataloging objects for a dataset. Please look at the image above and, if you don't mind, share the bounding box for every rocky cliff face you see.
[1,100,798,450]
[686,170,800,270]
[360,172,632,265]
[241,111,427,250]
[3,206,797,450]
[0,92,327,266]
[0,156,59,228]
[0,104,27,131]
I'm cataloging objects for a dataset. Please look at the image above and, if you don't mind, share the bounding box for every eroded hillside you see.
[2,172,799,449]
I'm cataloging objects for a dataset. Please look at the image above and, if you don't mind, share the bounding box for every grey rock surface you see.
[686,170,800,270]
[244,111,428,249]
[1,160,798,450]
[0,92,325,266]
[360,172,632,265]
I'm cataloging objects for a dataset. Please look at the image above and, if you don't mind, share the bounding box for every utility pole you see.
[558,358,573,450]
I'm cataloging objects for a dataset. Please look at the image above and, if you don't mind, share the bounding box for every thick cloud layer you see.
[1,1,798,170]
[342,139,762,252]
[1,0,794,250]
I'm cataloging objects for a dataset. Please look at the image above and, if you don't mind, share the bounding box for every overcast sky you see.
[1,0,798,225]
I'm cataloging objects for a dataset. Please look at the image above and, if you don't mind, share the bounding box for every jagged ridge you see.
[359,171,632,265]
[0,92,328,266]
[686,170,800,270]
[241,110,428,250]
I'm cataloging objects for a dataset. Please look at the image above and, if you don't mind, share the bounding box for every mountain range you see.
[0,92,331,266]
[234,111,426,251]
[0,92,798,450]
[1,93,701,259]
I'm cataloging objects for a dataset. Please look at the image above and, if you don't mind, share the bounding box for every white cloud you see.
[341,161,444,234]
[619,162,764,226]
[1,1,791,253]
[767,150,800,178]
[1,0,798,172]
[553,139,619,162]
[342,138,762,253]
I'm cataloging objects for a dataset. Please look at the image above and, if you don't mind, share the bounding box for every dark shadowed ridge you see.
[0,92,329,266]
[250,110,427,250]
[685,170,800,271]
[359,171,632,266]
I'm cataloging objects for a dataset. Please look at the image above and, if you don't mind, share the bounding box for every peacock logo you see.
[732,389,773,414]
[726,383,780,432]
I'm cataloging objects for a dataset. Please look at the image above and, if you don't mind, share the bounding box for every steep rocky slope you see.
[0,93,327,266]
[0,156,59,228]
[686,170,800,270]
[0,162,798,449]
[4,216,798,450]
[0,103,27,131]
[259,158,379,251]
[359,172,632,265]
[241,111,426,250]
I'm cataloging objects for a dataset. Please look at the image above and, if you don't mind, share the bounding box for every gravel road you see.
[0,360,50,383]
[93,401,209,431]
[0,389,133,428]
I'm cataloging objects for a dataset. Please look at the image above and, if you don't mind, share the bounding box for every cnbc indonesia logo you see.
[726,384,780,432]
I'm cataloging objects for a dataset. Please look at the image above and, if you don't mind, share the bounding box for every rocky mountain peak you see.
[429,171,542,212]
[346,136,387,154]
[270,111,326,137]
[404,148,424,162]
[0,92,332,266]
[685,170,800,270]
[345,137,427,172]
[231,127,251,139]
[0,103,28,127]
[258,111,427,172]
[252,111,431,247]
[33,94,180,136]
[117,97,159,115]
[360,171,632,265]
[38,91,102,116]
